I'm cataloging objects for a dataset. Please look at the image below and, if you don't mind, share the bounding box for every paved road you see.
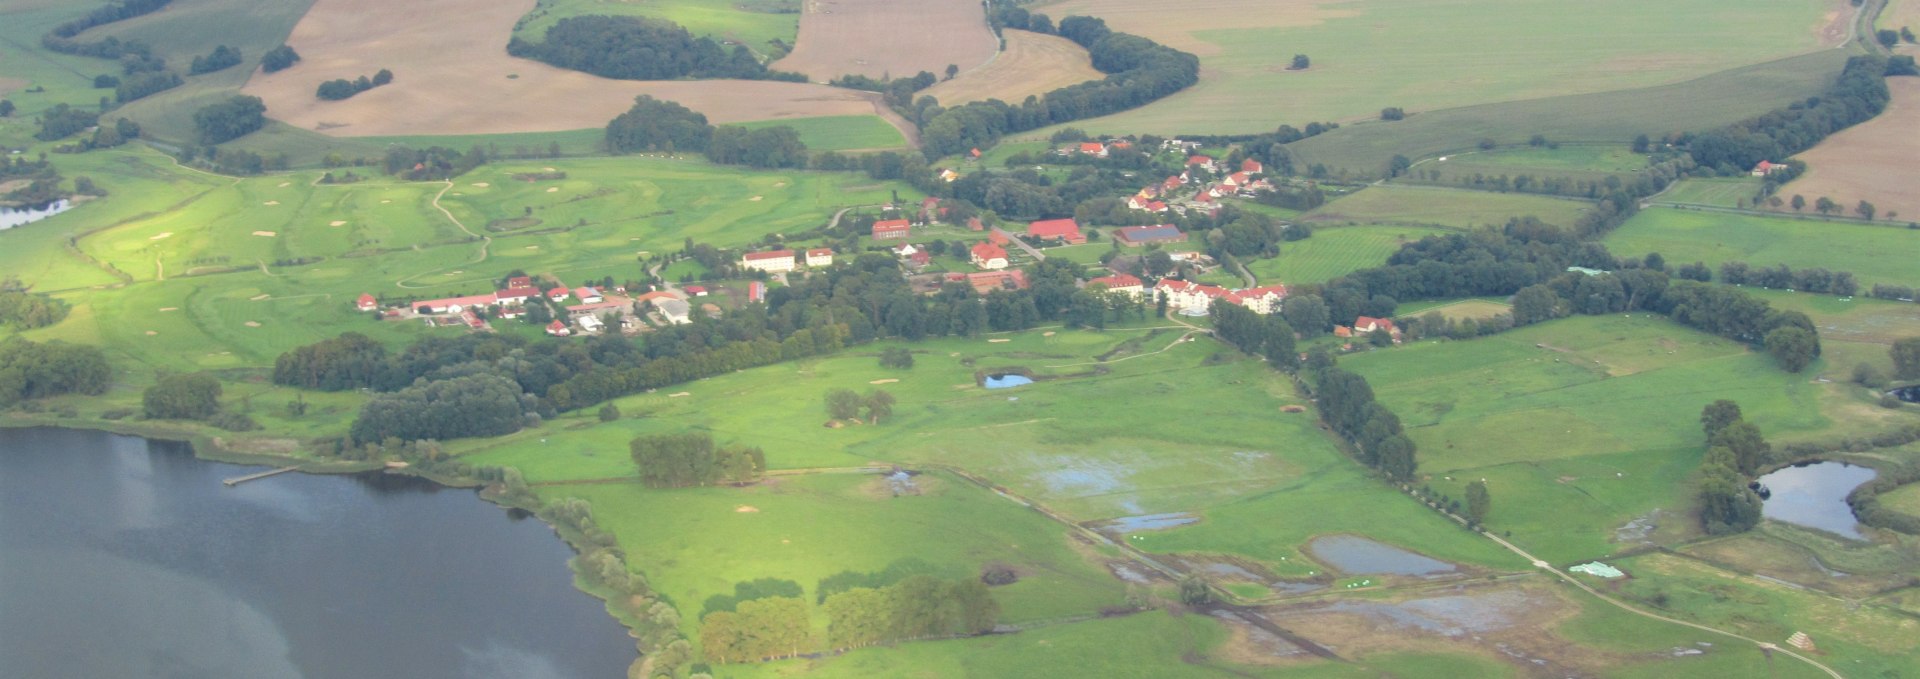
[990,226,1046,261]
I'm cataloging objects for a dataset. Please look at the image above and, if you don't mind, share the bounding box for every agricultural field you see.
[920,30,1105,106]
[1603,207,1920,286]
[239,0,895,137]
[1301,185,1592,228]
[1342,314,1868,563]
[1781,77,1920,223]
[1286,50,1849,176]
[1030,0,1842,135]
[1406,144,1653,187]
[511,0,801,51]
[770,0,998,82]
[1651,178,1765,209]
[1244,225,1451,286]
[1884,0,1920,45]
[733,115,907,151]
[1397,298,1515,322]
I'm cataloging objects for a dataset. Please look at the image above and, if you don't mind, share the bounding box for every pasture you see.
[1652,178,1764,208]
[1342,314,1850,563]
[770,0,998,82]
[239,0,896,137]
[1410,145,1652,187]
[733,115,907,151]
[1603,207,1920,286]
[1882,483,1920,516]
[1286,50,1849,176]
[1301,185,1592,228]
[1782,77,1920,223]
[1029,0,1838,135]
[1244,225,1451,285]
[919,30,1104,106]
[1399,298,1515,322]
[511,0,800,50]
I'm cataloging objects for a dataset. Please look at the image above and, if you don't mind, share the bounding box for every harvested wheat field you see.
[1783,77,1920,221]
[771,0,999,82]
[243,0,902,137]
[920,30,1104,105]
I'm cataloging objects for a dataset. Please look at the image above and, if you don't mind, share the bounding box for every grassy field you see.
[1302,185,1592,228]
[1342,314,1860,564]
[1030,0,1837,136]
[1287,50,1850,176]
[1399,299,1514,322]
[1603,207,1920,286]
[512,0,800,50]
[733,115,908,151]
[1405,144,1653,187]
[1882,483,1920,515]
[1652,178,1765,208]
[1244,225,1451,285]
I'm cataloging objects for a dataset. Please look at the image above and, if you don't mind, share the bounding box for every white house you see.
[805,247,834,268]
[574,287,604,304]
[1236,285,1289,315]
[741,249,797,273]
[657,298,692,325]
[970,241,1009,270]
[1087,274,1145,299]
[576,314,604,334]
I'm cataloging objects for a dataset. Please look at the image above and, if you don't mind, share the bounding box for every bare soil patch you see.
[920,30,1103,105]
[1782,78,1920,222]
[772,0,998,81]
[1031,0,1359,57]
[243,0,903,137]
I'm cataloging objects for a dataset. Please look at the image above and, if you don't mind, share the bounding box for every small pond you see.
[1888,385,1920,404]
[1755,461,1877,540]
[0,199,71,230]
[982,373,1033,389]
[1306,535,1458,577]
[1100,512,1199,533]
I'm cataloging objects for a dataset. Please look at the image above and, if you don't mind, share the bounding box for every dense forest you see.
[0,338,111,407]
[603,96,809,168]
[191,95,267,145]
[509,16,804,81]
[316,70,392,100]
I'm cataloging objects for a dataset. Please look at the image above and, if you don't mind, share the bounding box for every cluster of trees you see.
[1407,154,1695,207]
[629,432,766,488]
[188,45,241,75]
[830,71,937,109]
[824,388,894,423]
[1715,261,1859,296]
[699,575,997,664]
[708,125,808,169]
[0,338,111,408]
[508,16,803,81]
[1869,283,1920,303]
[1894,337,1920,381]
[909,16,1199,158]
[382,144,489,180]
[349,372,538,444]
[1684,56,1892,173]
[34,104,100,141]
[603,95,809,169]
[1208,300,1297,369]
[0,283,71,330]
[262,45,301,73]
[0,156,70,208]
[1697,401,1768,535]
[1313,360,1418,482]
[142,372,223,420]
[191,95,267,145]
[115,71,181,103]
[316,69,392,100]
[878,346,914,369]
[56,117,142,153]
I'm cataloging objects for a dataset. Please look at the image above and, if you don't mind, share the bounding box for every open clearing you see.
[241,0,901,137]
[1244,224,1451,285]
[1302,185,1592,228]
[1029,0,1838,135]
[920,30,1104,106]
[1781,77,1920,223]
[770,0,998,82]
[512,0,800,49]
[1603,207,1920,286]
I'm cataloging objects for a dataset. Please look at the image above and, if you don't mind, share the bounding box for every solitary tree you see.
[1856,200,1876,221]
[1789,194,1805,212]
[1764,325,1819,373]
[1892,337,1920,380]
[1178,575,1213,606]
[1700,400,1743,440]
[944,63,959,80]
[826,388,862,420]
[1464,480,1490,526]
[865,389,896,424]
[1289,54,1310,70]
[598,402,620,422]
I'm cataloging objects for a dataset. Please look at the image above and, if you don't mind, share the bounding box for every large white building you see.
[1155,279,1288,315]
[741,249,797,273]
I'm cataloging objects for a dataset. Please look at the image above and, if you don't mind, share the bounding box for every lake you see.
[0,427,636,678]
[982,373,1033,389]
[0,199,71,230]
[1755,460,1877,540]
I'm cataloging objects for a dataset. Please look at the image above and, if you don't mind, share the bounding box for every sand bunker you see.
[988,338,1011,343]
[748,196,763,202]
[278,182,292,187]
[1043,331,1056,337]
[773,182,787,187]
[735,505,760,513]
[252,231,277,237]
[249,294,271,301]
[157,307,177,312]
[144,331,157,336]
[543,167,556,172]
[524,245,539,249]
[263,201,280,206]
[150,232,173,240]
[471,182,490,187]
[329,220,347,226]
[380,199,391,204]
[244,321,262,327]
[669,392,691,398]
[545,187,559,193]
[870,378,900,384]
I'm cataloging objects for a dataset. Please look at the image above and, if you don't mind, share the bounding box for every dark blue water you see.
[0,427,635,678]
[1756,461,1877,540]
[983,374,1033,389]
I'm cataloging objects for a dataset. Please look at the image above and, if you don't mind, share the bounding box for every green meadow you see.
[1410,144,1652,186]
[1342,314,1851,563]
[1245,224,1451,285]
[1651,178,1765,208]
[1302,185,1591,228]
[1287,50,1849,176]
[513,0,800,51]
[734,115,909,152]
[1603,207,1920,286]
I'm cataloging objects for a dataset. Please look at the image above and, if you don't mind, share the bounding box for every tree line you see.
[40,0,183,104]
[1696,401,1768,535]
[508,15,805,82]
[316,69,392,100]
[188,45,241,75]
[0,338,111,408]
[0,283,72,330]
[604,95,810,169]
[191,95,267,145]
[1684,56,1895,174]
[629,432,766,488]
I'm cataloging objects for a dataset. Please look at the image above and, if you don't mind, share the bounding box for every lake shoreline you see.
[0,413,650,676]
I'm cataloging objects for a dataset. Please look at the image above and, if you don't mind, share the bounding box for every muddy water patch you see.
[1306,535,1457,577]
[1097,512,1197,533]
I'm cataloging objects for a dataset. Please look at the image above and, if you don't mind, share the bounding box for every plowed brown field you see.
[1782,77,1920,222]
[770,0,998,82]
[919,30,1103,105]
[242,0,901,137]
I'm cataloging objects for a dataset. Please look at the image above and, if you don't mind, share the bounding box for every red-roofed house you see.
[546,320,571,336]
[1241,158,1264,174]
[1026,218,1086,245]
[415,293,500,315]
[971,241,1009,270]
[988,229,1010,245]
[1077,142,1107,157]
[1163,176,1184,191]
[1186,155,1217,172]
[460,310,489,330]
[966,217,984,232]
[1147,201,1168,212]
[496,286,541,305]
[1088,273,1145,299]
[1237,285,1289,314]
[574,287,604,304]
[894,243,932,270]
[748,281,765,302]
[1223,172,1251,188]
[507,275,533,289]
[1751,160,1787,177]
[684,285,708,297]
[920,197,942,222]
[871,219,911,241]
[741,249,797,273]
[805,248,834,268]
[548,286,570,302]
[356,293,378,311]
[969,148,982,159]
[1353,316,1398,335]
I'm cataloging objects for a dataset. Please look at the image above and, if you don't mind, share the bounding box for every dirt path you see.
[869,100,922,149]
[397,181,492,289]
[1479,532,1843,679]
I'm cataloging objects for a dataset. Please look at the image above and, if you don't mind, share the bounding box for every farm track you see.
[395,181,492,290]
